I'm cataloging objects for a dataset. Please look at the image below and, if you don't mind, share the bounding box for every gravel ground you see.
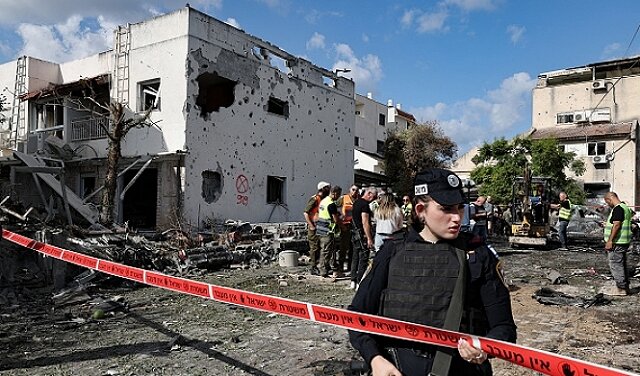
[1,240,639,376]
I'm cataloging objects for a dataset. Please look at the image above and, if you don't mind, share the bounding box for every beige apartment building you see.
[530,56,639,207]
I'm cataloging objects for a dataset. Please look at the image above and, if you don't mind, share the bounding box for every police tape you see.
[1,229,637,376]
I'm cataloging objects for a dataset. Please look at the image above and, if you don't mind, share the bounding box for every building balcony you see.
[70,116,109,142]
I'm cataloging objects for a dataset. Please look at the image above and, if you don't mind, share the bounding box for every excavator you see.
[508,168,552,248]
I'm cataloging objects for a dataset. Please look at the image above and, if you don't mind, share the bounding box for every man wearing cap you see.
[348,168,517,376]
[304,181,331,275]
[316,186,344,277]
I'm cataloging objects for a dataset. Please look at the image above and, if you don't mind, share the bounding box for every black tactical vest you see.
[379,242,462,328]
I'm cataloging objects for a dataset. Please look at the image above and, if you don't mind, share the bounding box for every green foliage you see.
[383,121,457,196]
[470,137,586,204]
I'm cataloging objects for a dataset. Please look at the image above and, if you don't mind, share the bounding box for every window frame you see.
[266,175,286,204]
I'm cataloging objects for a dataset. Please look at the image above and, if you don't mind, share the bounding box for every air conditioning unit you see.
[590,108,611,123]
[574,111,588,123]
[592,155,608,165]
[592,79,608,91]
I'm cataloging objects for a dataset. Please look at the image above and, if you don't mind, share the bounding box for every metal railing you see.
[70,117,109,142]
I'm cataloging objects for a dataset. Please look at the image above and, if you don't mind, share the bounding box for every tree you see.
[383,121,457,195]
[470,137,586,204]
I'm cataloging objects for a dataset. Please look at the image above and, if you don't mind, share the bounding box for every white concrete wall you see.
[532,75,640,128]
[182,9,355,225]
[118,10,190,156]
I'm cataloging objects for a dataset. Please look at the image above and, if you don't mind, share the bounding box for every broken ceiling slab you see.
[13,151,99,225]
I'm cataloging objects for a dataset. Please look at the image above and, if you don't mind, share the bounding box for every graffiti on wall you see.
[236,174,249,205]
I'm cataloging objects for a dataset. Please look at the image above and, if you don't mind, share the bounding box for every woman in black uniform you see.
[348,168,516,376]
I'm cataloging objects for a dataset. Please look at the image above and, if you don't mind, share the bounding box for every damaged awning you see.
[528,121,637,141]
[19,74,110,101]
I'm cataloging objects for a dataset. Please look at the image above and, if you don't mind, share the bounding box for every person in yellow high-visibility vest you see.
[602,191,633,296]
[316,186,343,278]
[550,192,572,250]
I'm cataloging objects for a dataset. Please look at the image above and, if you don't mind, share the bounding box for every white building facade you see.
[0,7,355,229]
[353,93,417,185]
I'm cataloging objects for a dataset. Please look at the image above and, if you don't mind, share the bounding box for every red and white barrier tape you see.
[2,229,637,376]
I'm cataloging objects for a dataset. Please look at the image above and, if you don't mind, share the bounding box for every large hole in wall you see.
[196,72,237,117]
[202,170,223,203]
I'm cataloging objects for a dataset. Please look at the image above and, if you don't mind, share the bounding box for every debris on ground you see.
[532,287,611,307]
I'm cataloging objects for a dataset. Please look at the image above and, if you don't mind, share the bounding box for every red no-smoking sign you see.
[236,174,249,193]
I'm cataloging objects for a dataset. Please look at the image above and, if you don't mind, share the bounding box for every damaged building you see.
[0,6,355,230]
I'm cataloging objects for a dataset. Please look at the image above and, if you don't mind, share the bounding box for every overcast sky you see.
[1,0,639,155]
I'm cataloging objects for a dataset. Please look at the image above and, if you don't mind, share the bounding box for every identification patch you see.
[414,184,428,196]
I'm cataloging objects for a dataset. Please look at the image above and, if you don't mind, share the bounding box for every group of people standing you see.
[304,182,407,290]
[304,172,634,375]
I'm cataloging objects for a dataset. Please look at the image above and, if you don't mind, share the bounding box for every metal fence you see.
[70,117,109,142]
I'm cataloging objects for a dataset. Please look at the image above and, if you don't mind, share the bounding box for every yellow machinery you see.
[508,177,551,247]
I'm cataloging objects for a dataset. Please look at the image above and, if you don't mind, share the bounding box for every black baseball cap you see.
[413,168,465,205]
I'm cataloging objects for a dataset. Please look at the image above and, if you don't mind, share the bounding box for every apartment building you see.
[0,6,355,229]
[353,93,417,186]
[530,56,639,206]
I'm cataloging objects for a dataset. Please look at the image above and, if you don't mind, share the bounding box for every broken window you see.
[587,142,606,156]
[556,112,574,124]
[138,79,161,111]
[376,140,385,155]
[267,97,289,118]
[379,113,386,126]
[267,176,286,204]
[202,170,223,203]
[196,72,236,117]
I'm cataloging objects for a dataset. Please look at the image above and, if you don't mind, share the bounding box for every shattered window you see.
[267,176,286,204]
[267,97,289,118]
[139,79,161,111]
[557,112,574,124]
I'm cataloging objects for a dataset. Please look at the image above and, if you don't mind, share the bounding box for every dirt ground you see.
[1,240,639,376]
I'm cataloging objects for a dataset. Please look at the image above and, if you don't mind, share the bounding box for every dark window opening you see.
[587,142,606,156]
[377,140,385,155]
[122,169,157,230]
[202,170,223,203]
[354,136,360,147]
[379,113,386,126]
[139,79,161,111]
[196,72,237,117]
[557,113,574,124]
[80,176,96,198]
[267,97,289,117]
[267,176,286,204]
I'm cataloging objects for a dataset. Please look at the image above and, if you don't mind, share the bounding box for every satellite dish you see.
[605,152,615,161]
